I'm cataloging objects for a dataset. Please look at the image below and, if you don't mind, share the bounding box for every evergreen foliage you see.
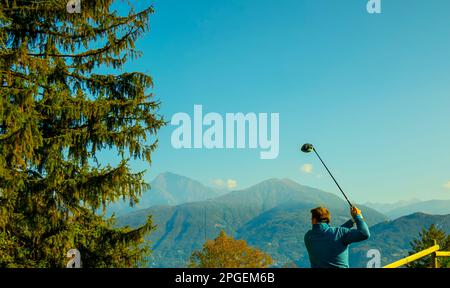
[407,224,450,268]
[0,0,164,267]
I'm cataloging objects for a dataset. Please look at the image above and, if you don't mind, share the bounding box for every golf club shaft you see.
[313,148,353,207]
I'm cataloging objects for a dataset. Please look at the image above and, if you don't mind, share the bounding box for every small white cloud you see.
[443,181,450,189]
[300,164,313,174]
[211,179,225,187]
[211,178,237,189]
[227,179,237,189]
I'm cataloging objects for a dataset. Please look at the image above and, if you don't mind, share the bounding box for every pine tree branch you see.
[20,8,153,40]
[0,70,51,90]
[27,27,139,58]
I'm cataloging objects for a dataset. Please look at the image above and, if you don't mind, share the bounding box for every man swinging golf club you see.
[301,144,370,268]
[304,206,370,268]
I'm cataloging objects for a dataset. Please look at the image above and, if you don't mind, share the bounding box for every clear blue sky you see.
[101,0,450,203]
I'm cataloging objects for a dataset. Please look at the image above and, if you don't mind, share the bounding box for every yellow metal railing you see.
[384,240,450,268]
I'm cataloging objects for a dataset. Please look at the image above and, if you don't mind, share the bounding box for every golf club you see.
[301,143,353,207]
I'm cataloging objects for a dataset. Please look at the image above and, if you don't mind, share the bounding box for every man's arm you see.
[341,207,370,245]
[340,219,354,229]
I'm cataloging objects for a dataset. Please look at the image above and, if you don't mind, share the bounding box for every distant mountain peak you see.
[365,199,450,219]
[153,171,188,181]
[106,172,228,214]
[245,178,301,190]
[403,211,435,218]
[151,172,208,189]
[280,178,305,187]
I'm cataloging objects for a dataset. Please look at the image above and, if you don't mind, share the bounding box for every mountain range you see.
[106,172,227,215]
[364,199,421,214]
[365,199,450,219]
[113,172,450,267]
[116,174,387,267]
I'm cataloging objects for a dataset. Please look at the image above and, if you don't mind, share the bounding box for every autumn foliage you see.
[188,230,273,268]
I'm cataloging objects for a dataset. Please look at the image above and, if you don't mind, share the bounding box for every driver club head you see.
[301,143,314,153]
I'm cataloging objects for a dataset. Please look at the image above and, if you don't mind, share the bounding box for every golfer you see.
[304,206,370,268]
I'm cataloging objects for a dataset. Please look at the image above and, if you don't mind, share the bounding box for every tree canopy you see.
[407,224,450,268]
[0,0,164,267]
[189,230,273,268]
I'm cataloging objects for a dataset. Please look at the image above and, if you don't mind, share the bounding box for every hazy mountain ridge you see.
[365,199,450,219]
[386,200,450,219]
[364,199,421,214]
[106,172,227,215]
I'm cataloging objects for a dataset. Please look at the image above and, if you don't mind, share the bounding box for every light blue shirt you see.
[304,215,370,268]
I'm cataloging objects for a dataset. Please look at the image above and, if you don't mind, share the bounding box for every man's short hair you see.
[311,207,331,223]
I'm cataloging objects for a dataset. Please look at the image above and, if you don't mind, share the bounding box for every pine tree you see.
[407,224,450,268]
[188,230,273,268]
[0,1,164,267]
